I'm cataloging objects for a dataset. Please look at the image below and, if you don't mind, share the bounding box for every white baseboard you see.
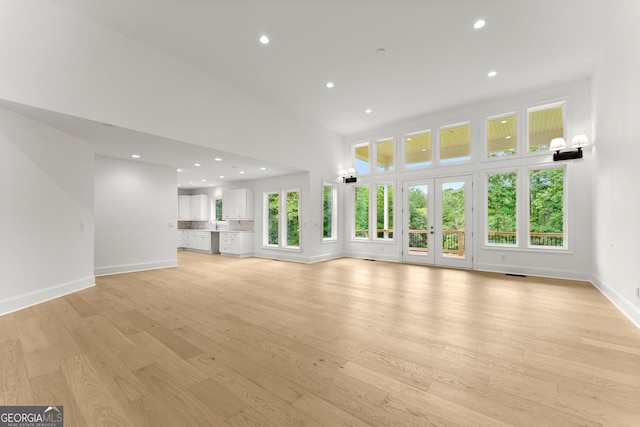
[592,275,640,329]
[94,259,177,276]
[344,251,401,263]
[476,262,593,282]
[0,276,95,316]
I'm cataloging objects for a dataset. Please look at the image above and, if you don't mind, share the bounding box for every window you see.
[263,190,300,249]
[214,198,223,221]
[487,114,517,157]
[323,184,337,240]
[375,184,394,239]
[440,123,471,163]
[486,172,517,245]
[529,167,565,248]
[354,184,369,238]
[353,142,370,174]
[286,191,300,247]
[404,130,431,168]
[376,137,394,172]
[265,192,279,246]
[528,103,565,152]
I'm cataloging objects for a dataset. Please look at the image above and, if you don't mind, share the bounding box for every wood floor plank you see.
[61,354,134,427]
[30,370,88,427]
[0,340,33,405]
[134,362,228,426]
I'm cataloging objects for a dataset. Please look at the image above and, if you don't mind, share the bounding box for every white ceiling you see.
[4,1,622,188]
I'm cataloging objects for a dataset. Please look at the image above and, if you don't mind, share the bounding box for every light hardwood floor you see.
[2,251,640,426]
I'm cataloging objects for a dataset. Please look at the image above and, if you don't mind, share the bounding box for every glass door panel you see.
[402,180,434,265]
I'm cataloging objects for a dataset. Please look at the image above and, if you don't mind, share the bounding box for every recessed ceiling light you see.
[505,136,512,139]
[326,82,334,89]
[501,120,508,124]
[177,184,181,187]
[194,163,201,167]
[365,109,372,114]
[177,168,182,172]
[209,184,214,187]
[421,148,427,152]
[188,181,193,184]
[474,19,486,29]
[259,35,269,45]
[260,167,267,170]
[488,70,497,77]
[131,154,140,158]
[240,171,245,174]
[214,157,222,161]
[219,175,225,179]
[201,179,207,182]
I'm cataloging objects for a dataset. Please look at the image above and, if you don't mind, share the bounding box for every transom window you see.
[487,114,517,157]
[376,137,395,172]
[404,130,432,168]
[528,103,565,153]
[440,123,471,163]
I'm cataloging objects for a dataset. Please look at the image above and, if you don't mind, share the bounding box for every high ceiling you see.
[49,0,620,136]
[4,1,621,188]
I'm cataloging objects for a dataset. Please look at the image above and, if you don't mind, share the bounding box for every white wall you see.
[0,106,95,315]
[94,156,177,275]
[591,0,640,326]
[343,79,594,280]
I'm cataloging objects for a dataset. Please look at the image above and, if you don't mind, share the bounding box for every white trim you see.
[0,276,95,316]
[94,259,177,276]
[592,275,640,329]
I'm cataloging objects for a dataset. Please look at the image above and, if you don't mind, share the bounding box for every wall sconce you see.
[339,168,357,183]
[549,135,589,161]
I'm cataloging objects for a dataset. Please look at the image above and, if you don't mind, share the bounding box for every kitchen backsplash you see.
[178,220,254,232]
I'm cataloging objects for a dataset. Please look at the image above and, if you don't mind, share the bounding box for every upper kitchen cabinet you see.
[223,188,254,219]
[178,194,211,221]
[178,195,191,220]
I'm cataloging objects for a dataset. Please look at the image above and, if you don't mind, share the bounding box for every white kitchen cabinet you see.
[193,231,212,252]
[181,230,196,249]
[177,230,184,248]
[190,194,211,220]
[178,195,211,221]
[178,195,191,220]
[219,232,253,257]
[222,189,253,219]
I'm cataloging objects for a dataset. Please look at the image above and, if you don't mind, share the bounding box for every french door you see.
[402,175,473,268]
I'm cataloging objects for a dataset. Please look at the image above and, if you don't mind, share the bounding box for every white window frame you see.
[322,183,338,242]
[438,121,472,164]
[263,191,280,248]
[352,141,371,175]
[262,189,301,250]
[485,112,519,159]
[526,100,567,155]
[352,183,371,240]
[526,163,568,251]
[403,129,432,169]
[484,168,519,248]
[375,136,395,173]
[373,182,395,241]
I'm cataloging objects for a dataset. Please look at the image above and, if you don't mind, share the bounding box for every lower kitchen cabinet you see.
[178,230,218,253]
[219,232,253,257]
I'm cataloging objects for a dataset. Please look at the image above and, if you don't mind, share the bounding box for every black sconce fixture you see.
[339,168,357,183]
[549,135,589,161]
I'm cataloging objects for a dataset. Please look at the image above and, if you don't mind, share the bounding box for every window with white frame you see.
[486,171,518,246]
[353,184,369,239]
[322,184,337,241]
[528,166,565,248]
[440,122,471,163]
[263,190,301,249]
[375,183,394,240]
[527,102,565,153]
[376,137,395,172]
[404,130,432,168]
[353,142,370,174]
[213,198,223,221]
[487,113,517,158]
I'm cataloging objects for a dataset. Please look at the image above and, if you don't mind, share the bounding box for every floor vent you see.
[506,273,527,277]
